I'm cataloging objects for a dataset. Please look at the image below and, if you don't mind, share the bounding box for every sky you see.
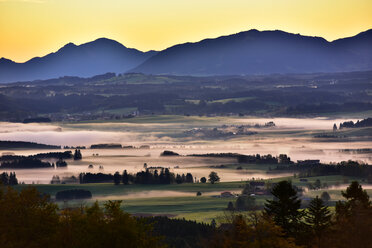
[0,0,371,62]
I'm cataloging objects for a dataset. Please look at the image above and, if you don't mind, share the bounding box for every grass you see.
[208,97,256,104]
[13,181,246,197]
[104,107,137,115]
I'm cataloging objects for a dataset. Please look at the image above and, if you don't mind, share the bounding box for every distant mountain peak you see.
[0,38,156,83]
[57,42,77,52]
[131,28,372,75]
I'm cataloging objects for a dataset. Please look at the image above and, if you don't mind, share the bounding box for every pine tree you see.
[264,180,302,236]
[8,172,18,185]
[305,196,332,248]
[122,170,129,185]
[341,181,370,208]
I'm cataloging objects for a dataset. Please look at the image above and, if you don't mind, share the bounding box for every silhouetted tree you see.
[320,192,331,202]
[208,171,220,184]
[113,172,121,185]
[305,196,332,248]
[200,177,207,183]
[73,149,82,160]
[264,180,302,236]
[122,170,129,185]
[328,182,372,248]
[227,201,235,211]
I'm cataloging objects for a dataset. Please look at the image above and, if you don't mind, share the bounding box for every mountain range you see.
[0,38,156,83]
[1,29,372,83]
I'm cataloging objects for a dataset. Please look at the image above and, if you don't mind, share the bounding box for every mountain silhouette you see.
[131,29,372,75]
[0,38,156,83]
[1,29,372,83]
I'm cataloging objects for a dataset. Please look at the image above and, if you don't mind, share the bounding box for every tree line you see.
[338,117,372,129]
[79,168,195,185]
[189,153,293,164]
[0,172,18,185]
[0,151,73,161]
[273,160,372,181]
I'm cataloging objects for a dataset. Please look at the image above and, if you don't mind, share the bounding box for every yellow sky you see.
[1,0,371,62]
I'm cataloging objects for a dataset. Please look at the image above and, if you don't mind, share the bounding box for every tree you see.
[200,177,207,183]
[0,186,165,248]
[314,179,321,189]
[113,171,121,185]
[210,219,216,228]
[264,180,302,236]
[227,201,234,211]
[0,172,18,185]
[333,123,337,131]
[8,172,18,185]
[208,214,300,248]
[340,181,370,208]
[235,195,256,211]
[73,149,82,160]
[328,182,372,248]
[0,187,59,248]
[175,174,182,184]
[305,196,332,248]
[208,171,220,184]
[122,170,129,185]
[56,158,67,167]
[186,173,193,183]
[320,192,330,202]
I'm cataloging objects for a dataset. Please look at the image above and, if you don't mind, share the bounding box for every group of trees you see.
[119,169,194,185]
[0,180,370,247]
[274,160,372,181]
[264,180,372,248]
[214,180,372,248]
[79,172,114,184]
[0,187,164,248]
[144,216,214,248]
[0,172,18,185]
[73,149,82,160]
[1,151,73,160]
[0,151,73,169]
[339,117,372,129]
[190,153,292,165]
[238,154,286,164]
[0,141,60,149]
[0,157,53,169]
[80,169,196,185]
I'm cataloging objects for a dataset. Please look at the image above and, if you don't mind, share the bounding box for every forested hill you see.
[0,141,60,149]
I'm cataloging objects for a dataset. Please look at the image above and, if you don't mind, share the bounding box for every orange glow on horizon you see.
[0,0,371,62]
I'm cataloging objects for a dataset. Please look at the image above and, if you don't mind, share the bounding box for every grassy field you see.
[13,182,247,223]
[14,181,246,196]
